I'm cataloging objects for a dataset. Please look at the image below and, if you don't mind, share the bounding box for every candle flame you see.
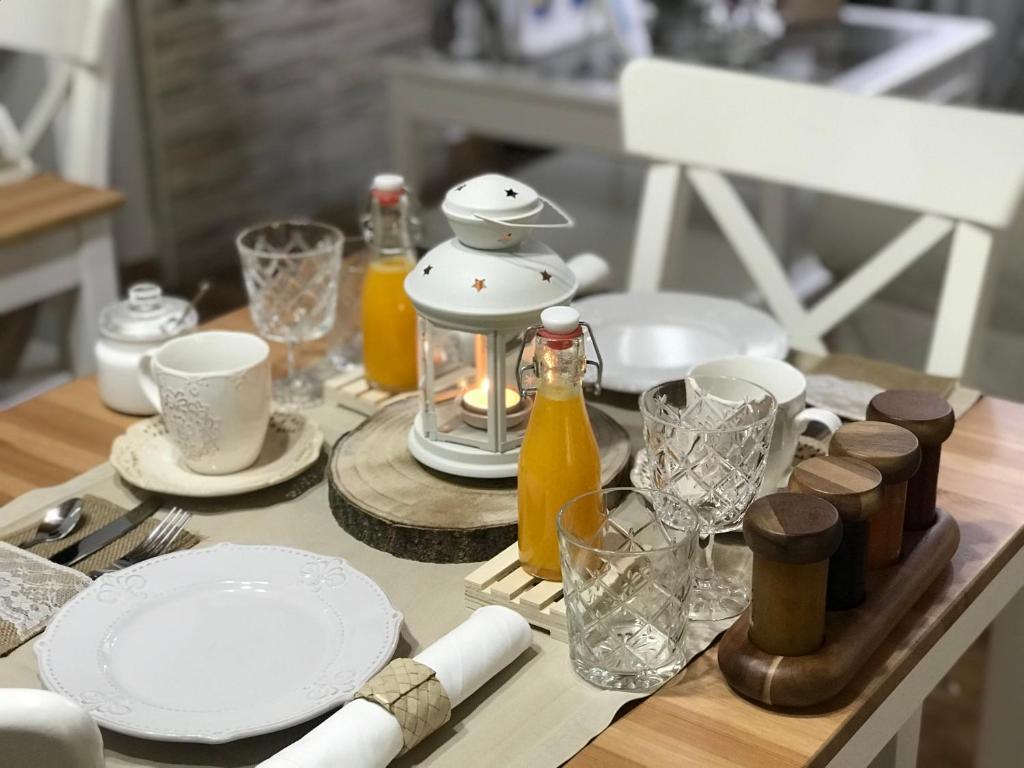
[463,378,521,411]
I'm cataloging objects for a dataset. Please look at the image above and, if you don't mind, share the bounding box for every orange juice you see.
[361,254,418,392]
[517,310,602,581]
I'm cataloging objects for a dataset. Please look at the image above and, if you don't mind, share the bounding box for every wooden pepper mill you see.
[743,493,842,657]
[789,456,883,610]
[829,422,920,569]
[866,390,954,531]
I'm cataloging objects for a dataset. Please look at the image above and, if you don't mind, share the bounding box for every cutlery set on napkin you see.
[0,496,198,656]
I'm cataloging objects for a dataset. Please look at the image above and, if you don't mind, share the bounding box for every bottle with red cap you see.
[517,306,602,581]
[361,173,419,392]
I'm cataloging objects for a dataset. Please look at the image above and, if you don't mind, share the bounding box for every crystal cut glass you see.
[641,376,776,621]
[237,221,343,409]
[558,488,699,691]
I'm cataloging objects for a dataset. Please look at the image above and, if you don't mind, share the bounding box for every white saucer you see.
[36,544,402,743]
[110,412,323,497]
[574,292,788,393]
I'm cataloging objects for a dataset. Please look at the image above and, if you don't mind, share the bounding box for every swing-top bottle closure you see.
[516,306,604,397]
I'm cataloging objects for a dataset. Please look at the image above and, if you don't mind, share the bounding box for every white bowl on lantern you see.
[440,173,573,251]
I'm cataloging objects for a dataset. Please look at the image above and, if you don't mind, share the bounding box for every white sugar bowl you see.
[440,173,573,250]
[95,283,197,415]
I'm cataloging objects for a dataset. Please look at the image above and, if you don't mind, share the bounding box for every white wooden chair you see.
[0,0,121,376]
[0,688,104,768]
[621,58,1024,378]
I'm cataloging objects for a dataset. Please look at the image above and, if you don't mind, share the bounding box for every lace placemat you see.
[0,543,90,655]
[0,494,201,656]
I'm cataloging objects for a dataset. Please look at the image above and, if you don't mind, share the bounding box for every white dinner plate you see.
[35,544,402,743]
[574,292,788,393]
[110,412,323,497]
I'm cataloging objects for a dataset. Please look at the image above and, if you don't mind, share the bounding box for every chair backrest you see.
[620,58,1024,377]
[0,0,118,185]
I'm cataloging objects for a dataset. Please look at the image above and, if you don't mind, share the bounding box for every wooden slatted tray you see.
[323,367,411,416]
[464,543,569,642]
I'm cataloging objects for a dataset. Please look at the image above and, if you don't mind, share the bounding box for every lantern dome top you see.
[404,236,576,332]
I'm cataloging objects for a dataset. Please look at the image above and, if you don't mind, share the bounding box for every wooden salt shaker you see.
[743,493,842,657]
[829,422,920,569]
[789,456,883,610]
[866,390,954,531]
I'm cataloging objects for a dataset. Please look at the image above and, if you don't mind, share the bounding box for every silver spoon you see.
[19,498,84,549]
[164,279,211,334]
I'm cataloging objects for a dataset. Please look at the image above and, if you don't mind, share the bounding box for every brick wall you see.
[138,0,434,283]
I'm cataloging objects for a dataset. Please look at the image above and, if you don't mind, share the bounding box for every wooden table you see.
[2,308,1023,768]
[0,173,124,380]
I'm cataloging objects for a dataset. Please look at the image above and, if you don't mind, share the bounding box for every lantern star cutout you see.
[540,270,552,282]
[472,278,486,292]
[423,265,433,275]
[505,188,518,198]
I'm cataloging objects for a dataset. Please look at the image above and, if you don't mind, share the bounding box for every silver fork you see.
[89,507,191,578]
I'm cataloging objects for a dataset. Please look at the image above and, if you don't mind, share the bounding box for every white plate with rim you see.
[110,412,323,497]
[574,292,788,394]
[35,544,402,743]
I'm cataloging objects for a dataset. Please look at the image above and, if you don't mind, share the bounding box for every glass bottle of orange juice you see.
[361,174,418,392]
[517,306,602,581]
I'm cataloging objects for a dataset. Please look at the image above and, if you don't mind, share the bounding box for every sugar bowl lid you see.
[99,283,196,343]
[442,174,542,221]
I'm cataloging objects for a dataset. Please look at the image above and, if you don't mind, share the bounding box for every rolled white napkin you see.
[260,605,532,768]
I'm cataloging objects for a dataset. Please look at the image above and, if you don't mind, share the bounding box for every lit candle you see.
[461,378,522,413]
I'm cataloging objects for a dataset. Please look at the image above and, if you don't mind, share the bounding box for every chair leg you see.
[976,588,1024,768]
[925,221,994,380]
[628,164,691,293]
[71,215,119,376]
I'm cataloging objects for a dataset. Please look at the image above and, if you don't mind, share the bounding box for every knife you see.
[50,496,163,567]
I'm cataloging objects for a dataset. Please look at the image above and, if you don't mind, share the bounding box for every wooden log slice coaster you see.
[328,398,631,563]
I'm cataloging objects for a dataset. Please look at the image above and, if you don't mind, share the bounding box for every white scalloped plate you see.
[110,412,323,497]
[574,292,788,394]
[35,544,402,743]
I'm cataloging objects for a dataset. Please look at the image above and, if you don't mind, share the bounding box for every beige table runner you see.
[0,401,747,768]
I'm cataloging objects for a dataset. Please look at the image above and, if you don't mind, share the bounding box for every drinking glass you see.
[558,487,700,691]
[237,221,343,409]
[315,235,369,375]
[640,376,776,621]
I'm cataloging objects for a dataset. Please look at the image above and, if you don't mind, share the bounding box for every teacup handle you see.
[138,353,162,414]
[793,407,842,439]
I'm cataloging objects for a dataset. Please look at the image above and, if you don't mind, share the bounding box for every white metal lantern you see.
[404,174,577,478]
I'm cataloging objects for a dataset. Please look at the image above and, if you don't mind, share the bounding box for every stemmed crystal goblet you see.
[237,220,343,409]
[640,376,777,621]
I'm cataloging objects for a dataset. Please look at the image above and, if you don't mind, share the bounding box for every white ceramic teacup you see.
[138,331,271,475]
[690,356,842,491]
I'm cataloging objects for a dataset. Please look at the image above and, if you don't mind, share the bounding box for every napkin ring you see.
[354,658,452,753]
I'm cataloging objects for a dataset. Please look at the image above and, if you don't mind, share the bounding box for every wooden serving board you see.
[328,398,631,563]
[718,508,960,709]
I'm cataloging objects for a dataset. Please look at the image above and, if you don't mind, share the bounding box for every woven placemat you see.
[0,494,200,655]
